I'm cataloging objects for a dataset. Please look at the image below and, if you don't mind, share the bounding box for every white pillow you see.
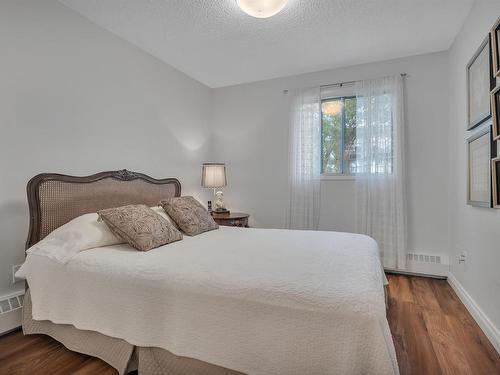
[26,212,125,264]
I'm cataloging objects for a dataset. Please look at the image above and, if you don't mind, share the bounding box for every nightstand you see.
[211,212,249,227]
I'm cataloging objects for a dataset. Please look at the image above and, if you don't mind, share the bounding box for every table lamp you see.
[201,163,229,214]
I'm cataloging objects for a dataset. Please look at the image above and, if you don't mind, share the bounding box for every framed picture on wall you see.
[492,84,500,141]
[492,156,500,209]
[467,36,494,130]
[467,124,495,207]
[492,17,500,79]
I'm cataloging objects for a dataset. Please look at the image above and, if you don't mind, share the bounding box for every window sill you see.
[320,175,356,181]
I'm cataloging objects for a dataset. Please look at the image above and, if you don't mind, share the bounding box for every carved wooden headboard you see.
[26,169,181,249]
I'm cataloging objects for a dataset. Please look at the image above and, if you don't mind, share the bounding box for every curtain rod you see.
[320,73,407,89]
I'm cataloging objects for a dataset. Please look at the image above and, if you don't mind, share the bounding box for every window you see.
[321,96,357,175]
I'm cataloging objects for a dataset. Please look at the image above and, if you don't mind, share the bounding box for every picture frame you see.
[491,17,500,79]
[467,123,495,207]
[467,36,495,130]
[493,156,500,209]
[492,84,500,141]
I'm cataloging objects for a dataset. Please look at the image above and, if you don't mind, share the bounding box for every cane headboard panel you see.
[26,170,181,249]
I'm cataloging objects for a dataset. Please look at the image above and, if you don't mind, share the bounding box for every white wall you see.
[211,52,451,262]
[448,0,500,349]
[0,0,212,311]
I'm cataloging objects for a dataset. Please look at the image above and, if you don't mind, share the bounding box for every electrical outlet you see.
[459,251,468,264]
[12,264,22,284]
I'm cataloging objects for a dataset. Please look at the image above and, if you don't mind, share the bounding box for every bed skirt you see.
[22,290,242,375]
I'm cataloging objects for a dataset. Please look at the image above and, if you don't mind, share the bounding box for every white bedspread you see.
[18,227,399,375]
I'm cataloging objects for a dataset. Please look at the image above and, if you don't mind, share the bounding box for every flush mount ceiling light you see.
[236,0,289,18]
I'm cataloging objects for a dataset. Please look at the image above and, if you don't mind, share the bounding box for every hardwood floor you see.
[0,329,121,375]
[387,274,500,375]
[0,274,499,374]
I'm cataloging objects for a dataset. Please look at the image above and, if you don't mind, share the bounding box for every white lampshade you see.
[201,163,227,188]
[236,0,288,18]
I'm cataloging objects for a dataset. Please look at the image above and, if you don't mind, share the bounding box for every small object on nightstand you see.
[212,212,249,228]
[207,200,212,212]
[214,191,228,213]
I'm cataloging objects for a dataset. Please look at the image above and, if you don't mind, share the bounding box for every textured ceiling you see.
[59,0,474,88]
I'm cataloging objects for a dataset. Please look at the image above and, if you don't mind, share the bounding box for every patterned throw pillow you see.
[159,196,219,236]
[98,205,183,251]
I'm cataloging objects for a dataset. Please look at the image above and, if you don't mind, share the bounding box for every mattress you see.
[18,226,398,375]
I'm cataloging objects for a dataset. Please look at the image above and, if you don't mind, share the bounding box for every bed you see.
[17,170,399,375]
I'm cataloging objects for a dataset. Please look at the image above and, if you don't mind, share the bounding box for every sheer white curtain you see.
[354,75,407,269]
[286,87,321,230]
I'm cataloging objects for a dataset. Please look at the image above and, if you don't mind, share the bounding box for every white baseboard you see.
[404,261,449,277]
[385,260,449,278]
[0,290,24,335]
[384,268,446,279]
[448,273,500,354]
[0,309,21,335]
[403,252,449,277]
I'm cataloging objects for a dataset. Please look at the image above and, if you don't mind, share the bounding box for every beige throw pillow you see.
[98,205,182,251]
[159,196,218,236]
